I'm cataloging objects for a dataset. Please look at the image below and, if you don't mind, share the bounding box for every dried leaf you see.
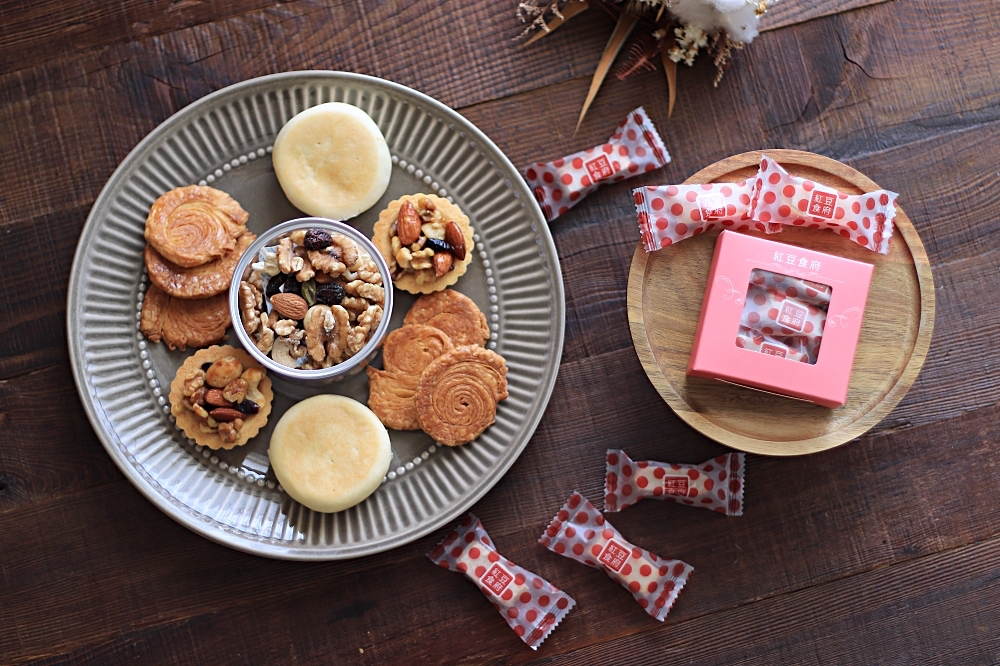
[661,47,677,119]
[520,0,590,46]
[575,11,639,133]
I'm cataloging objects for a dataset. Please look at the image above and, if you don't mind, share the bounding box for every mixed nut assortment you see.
[239,228,385,370]
[178,356,267,445]
[389,197,466,281]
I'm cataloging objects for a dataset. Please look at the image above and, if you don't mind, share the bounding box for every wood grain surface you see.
[3,0,1000,664]
[628,149,935,455]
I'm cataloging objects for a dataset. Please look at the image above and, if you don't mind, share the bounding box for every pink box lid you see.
[687,231,874,408]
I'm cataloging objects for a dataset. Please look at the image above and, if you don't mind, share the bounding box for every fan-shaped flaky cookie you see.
[366,367,421,430]
[381,324,454,379]
[145,185,249,268]
[169,346,273,449]
[372,194,474,294]
[140,284,230,351]
[403,289,490,347]
[145,232,255,299]
[415,345,508,446]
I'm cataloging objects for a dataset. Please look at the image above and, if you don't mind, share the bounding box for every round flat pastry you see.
[272,102,391,220]
[269,395,392,513]
[140,284,231,351]
[168,346,273,450]
[403,289,490,347]
[373,195,475,294]
[416,345,508,447]
[381,324,454,378]
[145,185,249,267]
[145,232,255,299]
[366,367,421,431]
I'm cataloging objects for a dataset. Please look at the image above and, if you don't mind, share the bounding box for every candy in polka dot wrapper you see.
[604,450,745,515]
[523,106,670,222]
[738,269,832,364]
[539,492,692,622]
[750,154,897,254]
[634,182,782,252]
[427,513,575,649]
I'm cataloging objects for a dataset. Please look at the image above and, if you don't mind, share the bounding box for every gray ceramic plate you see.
[67,71,564,560]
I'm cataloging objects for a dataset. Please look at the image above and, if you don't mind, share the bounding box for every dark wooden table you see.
[3,1,1000,663]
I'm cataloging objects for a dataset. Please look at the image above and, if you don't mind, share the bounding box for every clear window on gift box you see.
[734,269,832,365]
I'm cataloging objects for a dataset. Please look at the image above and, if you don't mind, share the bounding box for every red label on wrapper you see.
[585,155,614,182]
[777,301,808,331]
[598,540,630,572]
[697,193,726,220]
[481,563,514,595]
[808,190,837,219]
[760,342,787,357]
[663,476,689,496]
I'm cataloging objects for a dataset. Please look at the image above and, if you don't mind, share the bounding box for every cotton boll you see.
[717,1,765,43]
[668,0,727,33]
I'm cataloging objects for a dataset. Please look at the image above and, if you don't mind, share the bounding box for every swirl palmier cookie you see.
[373,195,474,294]
[403,289,490,347]
[145,231,256,299]
[140,285,230,351]
[416,345,508,446]
[366,369,420,431]
[367,324,455,430]
[145,185,249,267]
[168,345,273,449]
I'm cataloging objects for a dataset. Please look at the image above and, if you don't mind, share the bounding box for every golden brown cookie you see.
[381,324,454,378]
[415,345,508,446]
[366,367,421,431]
[372,194,474,294]
[403,289,490,347]
[145,185,249,268]
[145,232,256,299]
[140,284,230,351]
[168,345,273,449]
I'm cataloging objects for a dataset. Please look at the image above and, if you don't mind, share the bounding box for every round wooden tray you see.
[628,149,935,455]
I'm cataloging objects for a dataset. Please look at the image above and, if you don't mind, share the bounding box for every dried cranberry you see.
[303,229,333,251]
[424,238,454,254]
[282,278,302,296]
[265,272,287,298]
[233,400,260,415]
[315,283,345,306]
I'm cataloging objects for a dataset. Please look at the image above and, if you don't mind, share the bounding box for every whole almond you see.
[209,407,243,422]
[433,250,453,277]
[270,292,308,320]
[397,201,422,246]
[444,221,466,260]
[204,389,229,407]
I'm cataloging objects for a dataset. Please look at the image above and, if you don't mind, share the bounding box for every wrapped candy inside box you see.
[687,230,874,408]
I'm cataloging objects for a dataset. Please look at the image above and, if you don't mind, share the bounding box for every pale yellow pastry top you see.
[272,102,391,220]
[268,394,392,513]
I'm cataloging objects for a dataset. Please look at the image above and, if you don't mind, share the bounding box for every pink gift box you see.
[687,231,874,408]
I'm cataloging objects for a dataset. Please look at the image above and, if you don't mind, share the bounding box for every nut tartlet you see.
[168,345,273,449]
[372,194,475,294]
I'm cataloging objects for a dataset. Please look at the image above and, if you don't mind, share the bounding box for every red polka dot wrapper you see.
[523,106,670,222]
[604,450,745,515]
[428,513,575,650]
[634,182,782,252]
[750,154,897,254]
[539,492,692,621]
[735,326,812,363]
